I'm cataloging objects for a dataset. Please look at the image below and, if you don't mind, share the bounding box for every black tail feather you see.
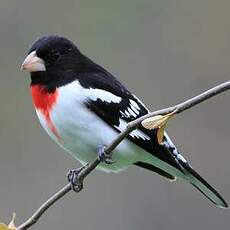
[134,161,176,181]
[181,162,228,208]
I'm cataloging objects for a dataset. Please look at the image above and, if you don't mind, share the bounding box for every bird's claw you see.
[97,144,115,164]
[67,166,86,192]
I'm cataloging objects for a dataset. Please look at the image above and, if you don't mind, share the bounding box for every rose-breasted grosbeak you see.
[21,35,227,208]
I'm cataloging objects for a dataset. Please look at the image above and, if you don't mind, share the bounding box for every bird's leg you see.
[67,165,87,192]
[97,144,115,164]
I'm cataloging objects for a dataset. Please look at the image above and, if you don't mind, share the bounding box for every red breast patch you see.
[30,85,60,139]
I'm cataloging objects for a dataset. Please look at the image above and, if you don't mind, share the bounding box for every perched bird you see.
[21,35,227,208]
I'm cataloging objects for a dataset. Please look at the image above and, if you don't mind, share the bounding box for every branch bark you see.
[17,80,230,230]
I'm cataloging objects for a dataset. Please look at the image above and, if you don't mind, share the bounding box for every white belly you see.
[35,85,145,172]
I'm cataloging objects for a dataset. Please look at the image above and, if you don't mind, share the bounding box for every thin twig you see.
[18,184,72,230]
[17,80,230,230]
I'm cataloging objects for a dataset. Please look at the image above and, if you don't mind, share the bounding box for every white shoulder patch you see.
[86,88,122,103]
[115,119,150,141]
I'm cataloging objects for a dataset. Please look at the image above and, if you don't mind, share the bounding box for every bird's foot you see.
[67,165,87,192]
[97,144,115,164]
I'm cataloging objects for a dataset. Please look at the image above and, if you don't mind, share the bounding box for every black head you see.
[21,35,96,90]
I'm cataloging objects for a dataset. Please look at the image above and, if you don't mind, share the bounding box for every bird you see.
[21,35,227,208]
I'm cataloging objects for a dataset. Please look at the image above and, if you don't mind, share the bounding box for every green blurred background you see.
[0,0,230,229]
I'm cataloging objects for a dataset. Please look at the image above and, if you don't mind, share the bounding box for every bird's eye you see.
[51,51,61,62]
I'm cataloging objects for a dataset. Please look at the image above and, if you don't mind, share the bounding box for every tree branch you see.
[17,80,230,230]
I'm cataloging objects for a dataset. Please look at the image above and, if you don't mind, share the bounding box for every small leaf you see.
[157,123,167,145]
[141,115,165,130]
[141,112,175,130]
[0,223,9,230]
[141,111,176,145]
[0,213,17,230]
[8,213,16,230]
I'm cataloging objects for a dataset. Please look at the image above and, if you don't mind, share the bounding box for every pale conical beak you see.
[21,51,46,72]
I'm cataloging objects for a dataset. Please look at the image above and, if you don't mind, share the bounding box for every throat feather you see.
[30,85,60,139]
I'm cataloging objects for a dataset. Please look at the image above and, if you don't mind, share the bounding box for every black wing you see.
[78,70,183,178]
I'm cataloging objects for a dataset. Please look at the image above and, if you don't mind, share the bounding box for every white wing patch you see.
[132,95,149,111]
[130,105,139,114]
[115,119,150,140]
[120,99,141,118]
[127,107,137,117]
[130,99,140,111]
